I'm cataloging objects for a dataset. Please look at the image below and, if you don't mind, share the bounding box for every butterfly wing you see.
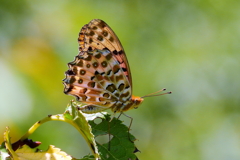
[63,19,134,112]
[78,19,132,87]
[63,49,132,111]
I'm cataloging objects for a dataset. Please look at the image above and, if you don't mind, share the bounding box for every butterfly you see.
[63,19,171,114]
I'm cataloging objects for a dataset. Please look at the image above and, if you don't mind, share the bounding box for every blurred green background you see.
[1,0,240,159]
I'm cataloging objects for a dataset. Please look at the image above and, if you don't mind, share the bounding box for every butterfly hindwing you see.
[63,49,132,111]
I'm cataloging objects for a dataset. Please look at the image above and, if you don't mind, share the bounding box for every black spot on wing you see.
[94,71,100,75]
[64,86,73,94]
[106,84,117,93]
[122,67,127,72]
[65,70,75,76]
[91,76,95,80]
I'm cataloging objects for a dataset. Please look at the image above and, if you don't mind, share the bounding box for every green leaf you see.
[61,101,100,159]
[89,115,139,160]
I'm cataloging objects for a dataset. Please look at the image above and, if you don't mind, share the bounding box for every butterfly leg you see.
[121,113,134,143]
[107,112,118,151]
[78,104,108,113]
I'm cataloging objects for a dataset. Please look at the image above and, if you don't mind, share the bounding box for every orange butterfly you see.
[63,19,171,114]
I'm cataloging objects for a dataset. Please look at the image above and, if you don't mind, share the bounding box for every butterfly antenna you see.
[141,88,172,98]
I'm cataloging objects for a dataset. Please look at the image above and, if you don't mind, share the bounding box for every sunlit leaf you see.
[15,145,73,160]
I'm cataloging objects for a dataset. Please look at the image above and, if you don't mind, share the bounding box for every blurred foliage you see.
[0,0,240,160]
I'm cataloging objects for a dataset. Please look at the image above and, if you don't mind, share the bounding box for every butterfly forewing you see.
[78,19,132,87]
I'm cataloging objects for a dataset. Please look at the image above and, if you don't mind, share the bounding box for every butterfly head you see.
[130,96,144,110]
[122,88,171,112]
